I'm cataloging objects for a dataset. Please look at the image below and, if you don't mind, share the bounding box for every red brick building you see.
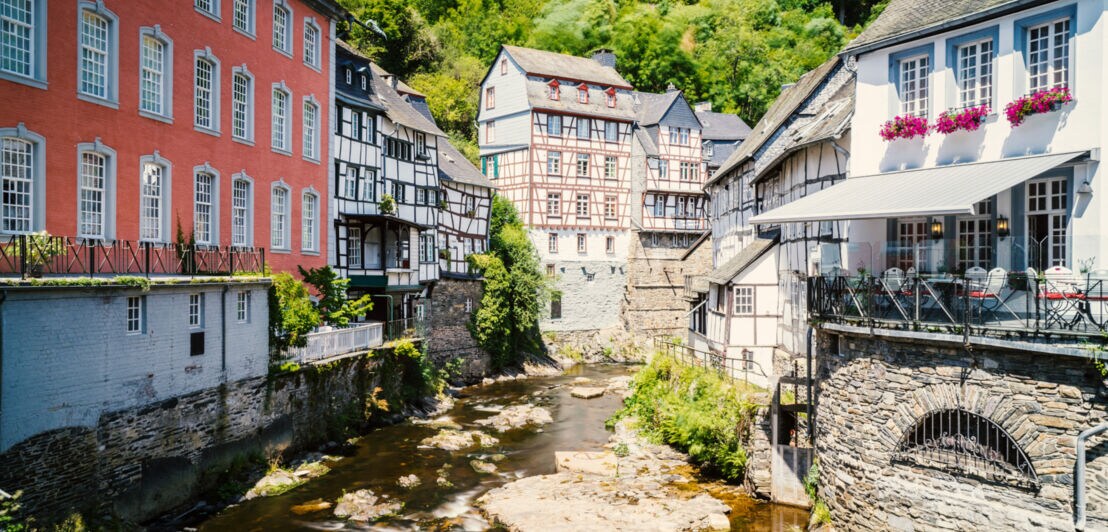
[0,0,344,274]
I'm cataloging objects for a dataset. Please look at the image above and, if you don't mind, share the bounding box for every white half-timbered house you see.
[437,142,494,276]
[478,45,637,334]
[331,42,445,322]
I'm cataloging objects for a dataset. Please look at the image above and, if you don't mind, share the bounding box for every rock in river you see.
[470,459,498,475]
[474,404,554,432]
[570,387,606,399]
[397,474,421,489]
[419,429,499,451]
[333,489,402,522]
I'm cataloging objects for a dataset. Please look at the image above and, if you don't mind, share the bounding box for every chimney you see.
[666,82,678,93]
[694,101,712,112]
[591,48,616,69]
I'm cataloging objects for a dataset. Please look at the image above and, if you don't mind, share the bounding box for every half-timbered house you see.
[477,45,637,335]
[437,143,494,276]
[695,102,752,178]
[331,42,444,323]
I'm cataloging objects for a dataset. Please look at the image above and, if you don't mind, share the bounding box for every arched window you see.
[138,25,173,120]
[76,138,116,240]
[231,173,253,247]
[894,408,1039,489]
[139,151,171,242]
[78,1,119,106]
[270,181,289,250]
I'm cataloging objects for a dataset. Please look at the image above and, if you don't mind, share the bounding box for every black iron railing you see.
[652,337,767,387]
[0,234,265,278]
[808,271,1108,343]
[384,316,427,341]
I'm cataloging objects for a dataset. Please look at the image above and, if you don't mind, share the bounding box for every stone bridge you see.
[815,327,1108,531]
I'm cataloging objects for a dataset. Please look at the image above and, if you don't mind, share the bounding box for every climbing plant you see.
[299,265,374,327]
[268,272,321,354]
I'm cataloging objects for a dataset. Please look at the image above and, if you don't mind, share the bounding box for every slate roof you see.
[438,142,493,189]
[709,56,841,185]
[705,238,777,284]
[526,79,637,121]
[753,77,855,184]
[634,128,659,157]
[406,96,436,124]
[503,45,632,88]
[633,90,682,126]
[697,111,751,141]
[843,0,1031,54]
[368,63,446,137]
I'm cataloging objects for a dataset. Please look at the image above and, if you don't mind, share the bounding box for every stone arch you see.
[880,383,1042,488]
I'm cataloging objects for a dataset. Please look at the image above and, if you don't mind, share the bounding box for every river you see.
[196,364,807,531]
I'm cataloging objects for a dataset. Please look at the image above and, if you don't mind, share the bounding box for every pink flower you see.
[1005,86,1072,126]
[879,115,930,141]
[935,105,990,134]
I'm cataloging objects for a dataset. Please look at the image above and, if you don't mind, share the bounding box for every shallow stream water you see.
[196,364,806,531]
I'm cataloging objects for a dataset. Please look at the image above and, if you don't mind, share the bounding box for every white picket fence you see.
[289,322,384,363]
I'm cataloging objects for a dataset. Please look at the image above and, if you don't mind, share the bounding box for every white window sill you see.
[233,27,256,40]
[271,146,292,156]
[195,125,221,137]
[304,61,321,74]
[139,109,174,124]
[301,249,320,256]
[195,7,221,22]
[78,93,119,110]
[0,72,47,90]
[303,155,320,164]
[232,136,255,147]
[273,46,293,59]
[270,247,291,254]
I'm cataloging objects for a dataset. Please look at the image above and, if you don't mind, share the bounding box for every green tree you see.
[268,272,321,353]
[468,196,548,368]
[339,0,439,78]
[299,265,374,326]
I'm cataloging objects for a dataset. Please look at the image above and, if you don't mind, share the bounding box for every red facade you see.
[0,0,339,274]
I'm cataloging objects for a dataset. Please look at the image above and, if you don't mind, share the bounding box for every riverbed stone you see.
[570,387,606,399]
[470,459,498,474]
[290,499,332,514]
[397,474,421,489]
[474,404,554,432]
[419,429,499,451]
[554,451,617,477]
[244,469,303,499]
[333,489,402,522]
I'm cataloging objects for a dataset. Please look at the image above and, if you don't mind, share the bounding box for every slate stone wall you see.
[427,276,492,382]
[816,329,1108,531]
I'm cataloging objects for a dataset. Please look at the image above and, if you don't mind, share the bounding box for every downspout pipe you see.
[1076,422,1108,530]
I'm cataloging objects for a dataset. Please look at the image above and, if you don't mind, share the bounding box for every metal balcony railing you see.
[288,322,385,364]
[384,316,427,341]
[652,337,768,387]
[0,234,265,278]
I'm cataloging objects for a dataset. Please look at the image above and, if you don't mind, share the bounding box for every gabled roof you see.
[633,90,682,126]
[705,238,777,284]
[842,0,1032,55]
[438,142,493,189]
[368,64,446,138]
[526,79,637,121]
[753,78,855,185]
[697,111,751,142]
[503,45,632,88]
[709,56,841,185]
[633,128,659,157]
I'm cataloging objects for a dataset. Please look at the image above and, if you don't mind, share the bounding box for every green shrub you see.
[0,490,30,532]
[608,353,759,482]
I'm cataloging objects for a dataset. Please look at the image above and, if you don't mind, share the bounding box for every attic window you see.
[500,58,507,75]
[548,80,560,100]
[345,68,352,84]
[577,85,589,104]
[361,75,367,90]
[605,88,616,107]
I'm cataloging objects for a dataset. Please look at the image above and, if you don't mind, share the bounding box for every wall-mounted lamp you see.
[1077,180,1094,195]
[996,215,1011,238]
[930,219,944,240]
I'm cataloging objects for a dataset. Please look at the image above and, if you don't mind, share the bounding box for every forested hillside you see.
[337,0,886,162]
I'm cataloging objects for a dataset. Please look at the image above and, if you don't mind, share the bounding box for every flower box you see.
[1004,86,1072,127]
[934,105,990,134]
[879,115,929,141]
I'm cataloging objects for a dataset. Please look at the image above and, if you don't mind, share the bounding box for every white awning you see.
[749,151,1087,224]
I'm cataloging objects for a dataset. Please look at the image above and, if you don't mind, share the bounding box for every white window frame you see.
[734,286,754,315]
[957,39,993,108]
[1026,177,1069,269]
[576,153,589,177]
[604,120,617,142]
[604,195,617,219]
[548,233,558,253]
[346,226,362,268]
[271,0,293,57]
[270,181,290,250]
[231,65,254,142]
[193,166,218,245]
[236,291,250,323]
[899,55,929,118]
[547,151,561,175]
[188,293,203,328]
[605,236,615,254]
[139,151,171,243]
[138,26,174,122]
[77,2,119,108]
[231,172,253,247]
[232,0,255,37]
[302,17,321,71]
[653,194,666,217]
[302,95,320,161]
[576,233,586,253]
[419,233,435,263]
[547,114,562,136]
[604,156,617,179]
[301,188,318,252]
[547,192,560,216]
[126,295,145,334]
[485,86,495,109]
[576,117,589,139]
[0,125,44,233]
[957,199,994,270]
[0,0,47,88]
[75,139,116,240]
[1026,18,1071,94]
[193,48,221,134]
[486,120,495,143]
[575,194,589,217]
[194,0,221,21]
[271,82,291,153]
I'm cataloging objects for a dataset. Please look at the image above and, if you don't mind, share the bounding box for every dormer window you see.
[577,84,588,104]
[548,80,560,100]
[345,68,351,84]
[361,75,367,91]
[704,141,713,157]
[500,58,507,75]
[605,88,616,107]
